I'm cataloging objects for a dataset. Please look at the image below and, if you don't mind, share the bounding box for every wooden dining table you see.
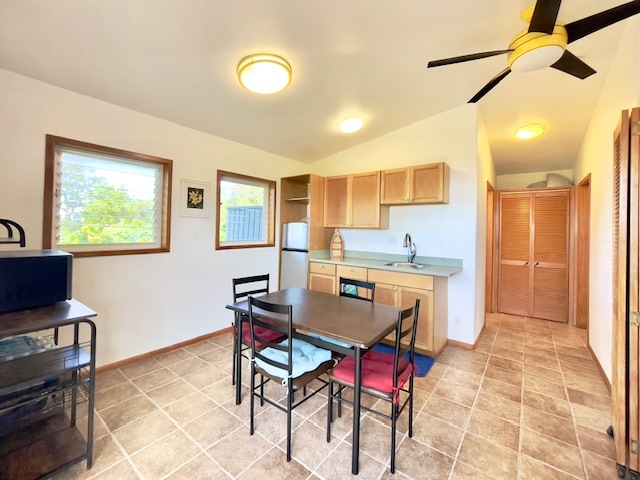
[225,287,402,475]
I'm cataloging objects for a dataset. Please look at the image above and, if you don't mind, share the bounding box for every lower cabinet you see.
[308,261,336,294]
[309,260,448,357]
[368,269,446,356]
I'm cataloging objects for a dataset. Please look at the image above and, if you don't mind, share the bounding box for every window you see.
[216,170,276,249]
[43,135,172,257]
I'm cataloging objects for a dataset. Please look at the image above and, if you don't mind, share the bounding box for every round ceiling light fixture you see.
[339,117,364,133]
[237,54,292,94]
[515,123,545,140]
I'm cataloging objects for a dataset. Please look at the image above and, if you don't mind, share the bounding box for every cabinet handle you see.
[534,262,540,267]
[524,261,529,267]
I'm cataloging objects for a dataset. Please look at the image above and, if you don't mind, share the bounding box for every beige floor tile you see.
[519,454,584,480]
[86,460,142,480]
[112,409,176,455]
[155,348,194,366]
[182,407,241,449]
[433,379,478,407]
[522,405,577,445]
[99,394,157,431]
[484,364,523,387]
[412,412,464,457]
[237,447,312,480]
[480,376,522,403]
[449,462,494,480]
[183,364,228,390]
[169,355,211,377]
[473,391,521,424]
[524,372,568,400]
[466,409,520,451]
[576,424,616,460]
[119,358,164,379]
[206,426,272,476]
[129,430,201,479]
[94,381,141,411]
[95,370,129,392]
[457,433,518,480]
[423,394,472,430]
[315,441,386,479]
[164,453,229,479]
[520,428,585,478]
[523,389,573,419]
[145,378,197,407]
[163,391,218,425]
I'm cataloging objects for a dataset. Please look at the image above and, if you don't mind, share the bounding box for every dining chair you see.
[247,295,334,462]
[231,274,284,387]
[326,298,420,473]
[338,277,375,302]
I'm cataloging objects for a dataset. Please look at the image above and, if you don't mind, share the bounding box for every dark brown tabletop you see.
[226,287,401,349]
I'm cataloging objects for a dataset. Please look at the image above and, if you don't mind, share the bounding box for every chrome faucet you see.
[403,233,416,263]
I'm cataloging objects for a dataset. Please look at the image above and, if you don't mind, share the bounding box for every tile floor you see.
[53,313,619,480]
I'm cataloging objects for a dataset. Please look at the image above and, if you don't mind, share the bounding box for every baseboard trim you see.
[588,343,612,393]
[447,339,475,350]
[96,326,233,374]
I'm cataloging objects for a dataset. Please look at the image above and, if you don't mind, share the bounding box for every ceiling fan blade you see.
[468,67,512,103]
[565,1,640,44]
[427,50,512,68]
[528,0,562,34]
[550,50,597,79]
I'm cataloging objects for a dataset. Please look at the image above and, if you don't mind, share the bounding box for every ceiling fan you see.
[427,0,640,103]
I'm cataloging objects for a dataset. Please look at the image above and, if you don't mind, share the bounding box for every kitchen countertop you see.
[309,250,462,278]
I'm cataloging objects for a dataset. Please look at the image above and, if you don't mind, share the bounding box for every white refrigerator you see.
[280,222,309,289]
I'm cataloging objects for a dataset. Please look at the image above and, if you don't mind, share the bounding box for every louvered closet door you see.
[532,191,569,322]
[498,193,532,316]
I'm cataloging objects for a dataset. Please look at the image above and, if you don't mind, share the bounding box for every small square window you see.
[216,170,276,249]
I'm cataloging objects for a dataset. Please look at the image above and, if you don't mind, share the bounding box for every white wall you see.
[476,111,496,337]
[309,104,488,345]
[0,68,302,367]
[573,17,640,381]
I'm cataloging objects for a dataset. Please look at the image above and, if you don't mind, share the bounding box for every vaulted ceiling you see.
[0,0,635,174]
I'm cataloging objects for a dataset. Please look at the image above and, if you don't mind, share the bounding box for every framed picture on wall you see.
[180,179,210,218]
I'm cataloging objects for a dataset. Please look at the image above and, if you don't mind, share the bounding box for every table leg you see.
[352,346,362,475]
[235,313,243,405]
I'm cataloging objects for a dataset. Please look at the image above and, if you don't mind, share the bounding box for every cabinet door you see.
[412,163,449,204]
[373,282,398,342]
[532,191,569,322]
[308,273,335,294]
[324,175,349,227]
[351,171,381,228]
[381,168,409,205]
[399,286,434,352]
[498,193,532,316]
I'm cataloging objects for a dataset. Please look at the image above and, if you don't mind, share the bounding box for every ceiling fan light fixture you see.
[515,123,545,140]
[237,54,291,94]
[507,25,568,73]
[339,117,364,133]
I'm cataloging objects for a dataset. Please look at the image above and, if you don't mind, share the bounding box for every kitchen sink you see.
[383,262,427,270]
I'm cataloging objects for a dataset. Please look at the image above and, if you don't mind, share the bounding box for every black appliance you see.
[0,250,73,314]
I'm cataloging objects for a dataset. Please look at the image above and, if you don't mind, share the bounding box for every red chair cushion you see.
[332,350,413,402]
[241,322,284,347]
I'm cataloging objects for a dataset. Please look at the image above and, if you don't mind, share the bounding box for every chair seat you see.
[255,338,333,385]
[241,322,284,347]
[329,350,413,402]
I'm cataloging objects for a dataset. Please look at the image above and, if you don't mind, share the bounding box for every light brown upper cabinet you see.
[381,162,450,205]
[323,171,389,229]
[497,189,570,322]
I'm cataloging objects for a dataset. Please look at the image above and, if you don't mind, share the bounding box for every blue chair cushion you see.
[307,332,352,349]
[255,338,332,382]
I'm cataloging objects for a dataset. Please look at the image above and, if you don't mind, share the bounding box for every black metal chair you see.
[338,277,375,302]
[326,299,420,473]
[231,275,283,387]
[248,295,334,462]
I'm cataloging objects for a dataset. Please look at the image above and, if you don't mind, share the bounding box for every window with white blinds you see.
[44,135,172,257]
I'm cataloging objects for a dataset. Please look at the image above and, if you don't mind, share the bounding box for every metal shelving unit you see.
[0,300,97,480]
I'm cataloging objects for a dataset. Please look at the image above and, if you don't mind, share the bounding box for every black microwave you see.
[0,250,73,314]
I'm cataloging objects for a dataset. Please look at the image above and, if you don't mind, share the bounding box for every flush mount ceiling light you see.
[515,123,545,140]
[237,54,291,94]
[339,117,364,133]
